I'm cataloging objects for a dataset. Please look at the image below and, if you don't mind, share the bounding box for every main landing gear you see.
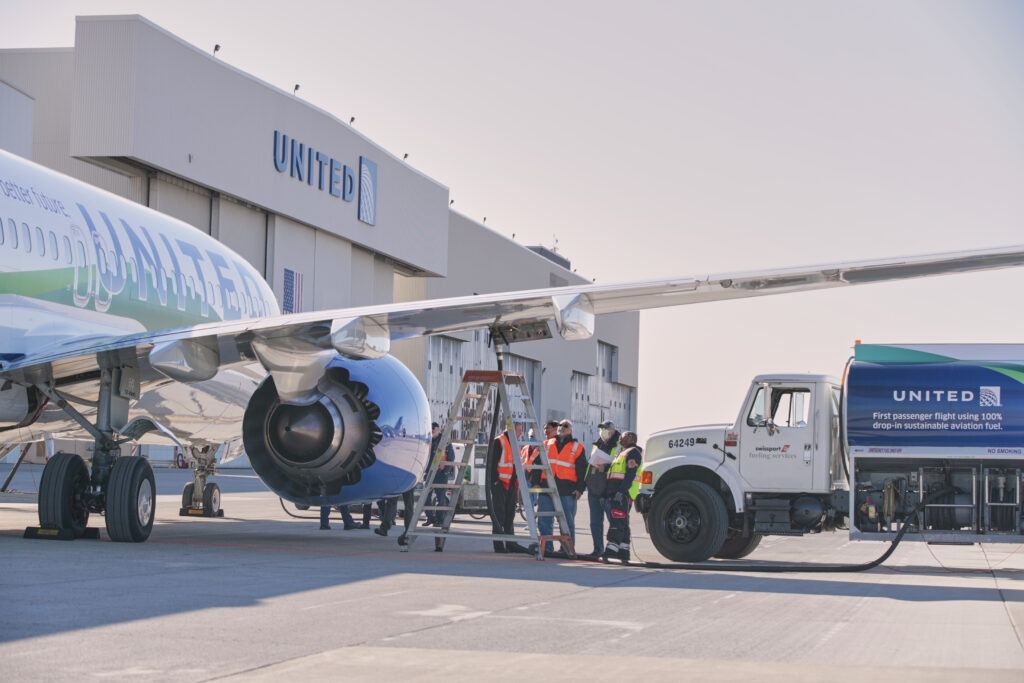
[25,359,163,542]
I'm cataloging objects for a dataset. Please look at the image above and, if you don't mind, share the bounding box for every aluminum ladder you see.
[401,370,575,559]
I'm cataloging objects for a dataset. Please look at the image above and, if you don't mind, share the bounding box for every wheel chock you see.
[179,507,225,517]
[23,526,100,540]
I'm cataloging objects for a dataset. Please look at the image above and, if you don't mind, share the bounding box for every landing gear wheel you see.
[202,482,221,516]
[648,480,728,562]
[714,531,763,559]
[38,452,91,537]
[181,482,195,509]
[106,456,155,542]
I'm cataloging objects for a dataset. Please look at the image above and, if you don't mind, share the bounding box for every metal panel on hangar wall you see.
[0,47,144,202]
[68,15,450,279]
[149,174,211,234]
[313,230,352,310]
[215,196,267,277]
[266,214,315,313]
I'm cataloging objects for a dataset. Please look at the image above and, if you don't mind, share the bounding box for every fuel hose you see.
[626,486,957,573]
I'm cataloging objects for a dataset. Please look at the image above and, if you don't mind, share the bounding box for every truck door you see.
[739,383,814,491]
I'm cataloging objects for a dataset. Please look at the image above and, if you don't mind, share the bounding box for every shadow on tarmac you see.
[2,464,1023,644]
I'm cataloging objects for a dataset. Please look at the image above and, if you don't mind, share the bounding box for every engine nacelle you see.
[242,354,430,505]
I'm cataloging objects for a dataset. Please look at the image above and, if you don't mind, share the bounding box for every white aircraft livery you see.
[2,147,1024,543]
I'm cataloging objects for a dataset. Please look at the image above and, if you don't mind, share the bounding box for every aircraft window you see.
[0,217,4,246]
[62,236,71,263]
[229,290,237,310]
[6,219,16,248]
[48,231,58,260]
[35,227,45,256]
[187,276,196,298]
[21,222,31,253]
[205,280,216,308]
[128,258,138,283]
[75,241,86,266]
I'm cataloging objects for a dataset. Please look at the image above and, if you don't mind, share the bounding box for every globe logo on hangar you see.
[358,156,377,226]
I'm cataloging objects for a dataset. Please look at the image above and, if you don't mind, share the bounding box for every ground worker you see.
[585,419,620,558]
[536,419,586,555]
[602,430,642,562]
[423,422,454,526]
[319,505,356,530]
[487,421,524,553]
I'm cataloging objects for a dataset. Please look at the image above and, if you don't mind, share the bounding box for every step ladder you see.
[401,370,575,559]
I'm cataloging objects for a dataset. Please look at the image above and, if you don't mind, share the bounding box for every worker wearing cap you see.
[602,430,643,562]
[585,420,620,558]
[536,419,586,555]
[487,421,524,553]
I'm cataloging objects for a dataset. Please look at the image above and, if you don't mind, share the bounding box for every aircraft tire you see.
[38,452,90,537]
[202,482,221,516]
[181,482,195,509]
[106,456,155,542]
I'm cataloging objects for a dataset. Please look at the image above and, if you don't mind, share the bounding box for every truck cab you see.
[635,374,849,562]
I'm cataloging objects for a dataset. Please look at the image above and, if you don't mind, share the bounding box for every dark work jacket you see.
[585,431,620,496]
[429,434,454,484]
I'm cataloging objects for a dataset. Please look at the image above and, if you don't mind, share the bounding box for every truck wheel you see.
[649,480,728,562]
[714,531,762,559]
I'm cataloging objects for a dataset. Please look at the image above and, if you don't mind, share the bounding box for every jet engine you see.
[242,354,430,504]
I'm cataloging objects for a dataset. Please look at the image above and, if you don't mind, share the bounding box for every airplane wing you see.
[3,243,1024,390]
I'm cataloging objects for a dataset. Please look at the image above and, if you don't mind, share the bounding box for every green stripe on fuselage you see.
[0,266,222,330]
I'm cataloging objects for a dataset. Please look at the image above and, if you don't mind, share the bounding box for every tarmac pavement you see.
[1,463,1023,681]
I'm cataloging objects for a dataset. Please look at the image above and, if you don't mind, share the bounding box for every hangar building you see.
[0,15,639,459]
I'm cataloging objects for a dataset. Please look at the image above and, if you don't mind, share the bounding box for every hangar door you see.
[571,371,600,446]
[425,335,465,435]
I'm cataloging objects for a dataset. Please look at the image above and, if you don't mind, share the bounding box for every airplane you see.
[3,146,1024,543]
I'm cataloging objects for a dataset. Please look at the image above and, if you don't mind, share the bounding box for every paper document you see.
[589,449,613,467]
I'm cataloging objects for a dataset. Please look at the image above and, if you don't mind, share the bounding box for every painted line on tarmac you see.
[301,590,411,611]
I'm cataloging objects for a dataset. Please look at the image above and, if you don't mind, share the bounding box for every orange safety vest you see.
[496,433,517,488]
[547,438,585,482]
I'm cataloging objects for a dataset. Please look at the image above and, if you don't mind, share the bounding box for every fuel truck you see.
[634,343,1024,562]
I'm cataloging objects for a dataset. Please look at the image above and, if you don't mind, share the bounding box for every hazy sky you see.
[3,1,1023,437]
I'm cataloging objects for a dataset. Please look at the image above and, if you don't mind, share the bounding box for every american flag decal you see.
[282,268,304,314]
